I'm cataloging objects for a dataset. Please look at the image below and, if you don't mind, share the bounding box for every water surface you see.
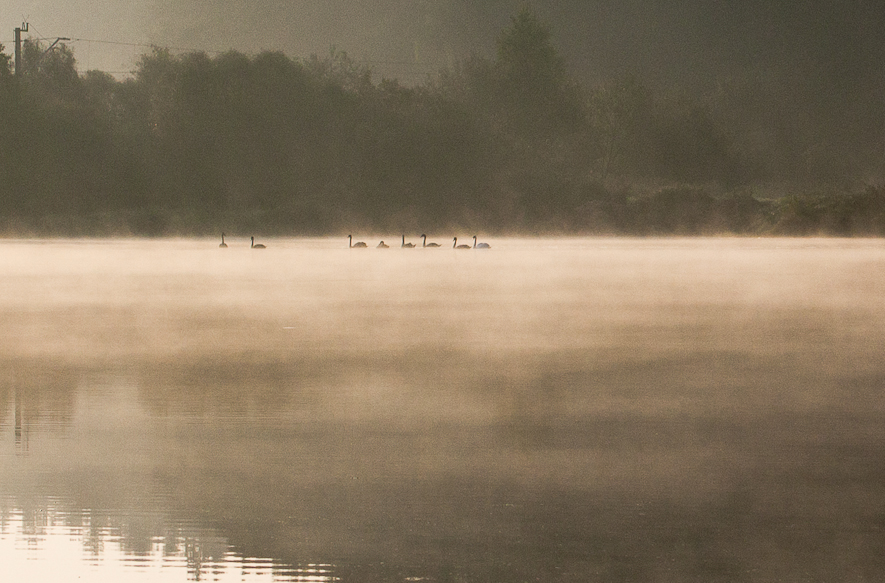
[2,237,884,582]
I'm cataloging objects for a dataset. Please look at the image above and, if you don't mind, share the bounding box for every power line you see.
[1,35,229,55]
[8,36,445,67]
[4,31,449,81]
[70,37,229,55]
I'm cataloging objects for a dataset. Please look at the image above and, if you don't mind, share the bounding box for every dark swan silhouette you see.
[348,235,368,248]
[421,234,440,247]
[473,236,491,249]
[453,237,471,249]
[251,237,266,249]
[219,233,228,248]
[402,235,416,248]
[377,240,389,248]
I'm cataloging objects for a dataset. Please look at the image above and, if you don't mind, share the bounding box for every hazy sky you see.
[2,0,882,88]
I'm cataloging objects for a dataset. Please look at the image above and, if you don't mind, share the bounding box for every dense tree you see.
[495,6,579,132]
[0,43,11,81]
[0,10,881,237]
[1,40,125,226]
[587,76,653,183]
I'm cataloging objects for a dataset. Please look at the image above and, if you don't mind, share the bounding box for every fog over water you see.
[2,237,885,582]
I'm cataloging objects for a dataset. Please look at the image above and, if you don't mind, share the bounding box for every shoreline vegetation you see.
[3,185,885,238]
[2,7,884,238]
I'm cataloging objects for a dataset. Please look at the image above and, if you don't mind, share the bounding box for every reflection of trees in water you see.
[2,334,885,580]
[132,349,478,419]
[14,386,24,453]
[0,362,80,453]
[0,498,323,581]
[135,357,316,417]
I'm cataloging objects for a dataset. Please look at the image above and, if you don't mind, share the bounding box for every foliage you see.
[494,5,581,135]
[0,43,11,81]
[587,76,654,182]
[769,186,885,236]
[0,13,883,237]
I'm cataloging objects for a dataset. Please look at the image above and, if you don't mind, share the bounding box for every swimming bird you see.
[348,235,367,248]
[402,235,416,248]
[421,234,440,247]
[251,237,266,249]
[453,237,471,249]
[219,233,228,248]
[377,241,389,248]
[473,235,491,249]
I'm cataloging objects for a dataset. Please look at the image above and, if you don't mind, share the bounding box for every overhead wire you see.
[69,37,228,55]
[4,30,449,81]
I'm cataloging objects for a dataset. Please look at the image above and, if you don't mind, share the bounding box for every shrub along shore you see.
[3,185,885,238]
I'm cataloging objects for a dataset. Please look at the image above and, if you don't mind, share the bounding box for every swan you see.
[377,241,389,248]
[402,235,416,248]
[219,233,228,248]
[251,237,266,249]
[348,235,368,248]
[421,234,440,247]
[473,236,491,249]
[453,237,471,249]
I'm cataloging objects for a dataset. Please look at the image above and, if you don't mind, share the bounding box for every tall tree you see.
[0,43,11,81]
[494,5,580,134]
[588,76,653,183]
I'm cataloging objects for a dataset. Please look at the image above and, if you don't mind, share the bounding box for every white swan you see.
[453,237,471,249]
[473,235,491,249]
[402,235,416,248]
[219,233,228,248]
[421,234,440,247]
[348,235,368,248]
[251,237,266,249]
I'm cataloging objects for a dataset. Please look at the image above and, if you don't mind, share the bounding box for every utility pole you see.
[14,22,27,77]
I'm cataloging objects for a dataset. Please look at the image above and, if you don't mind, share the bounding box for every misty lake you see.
[2,236,884,582]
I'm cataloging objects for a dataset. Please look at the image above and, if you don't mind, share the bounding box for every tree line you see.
[1,7,883,237]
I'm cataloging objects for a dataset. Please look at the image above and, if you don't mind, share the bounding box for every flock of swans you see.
[218,233,491,249]
[218,234,265,248]
[352,234,490,249]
